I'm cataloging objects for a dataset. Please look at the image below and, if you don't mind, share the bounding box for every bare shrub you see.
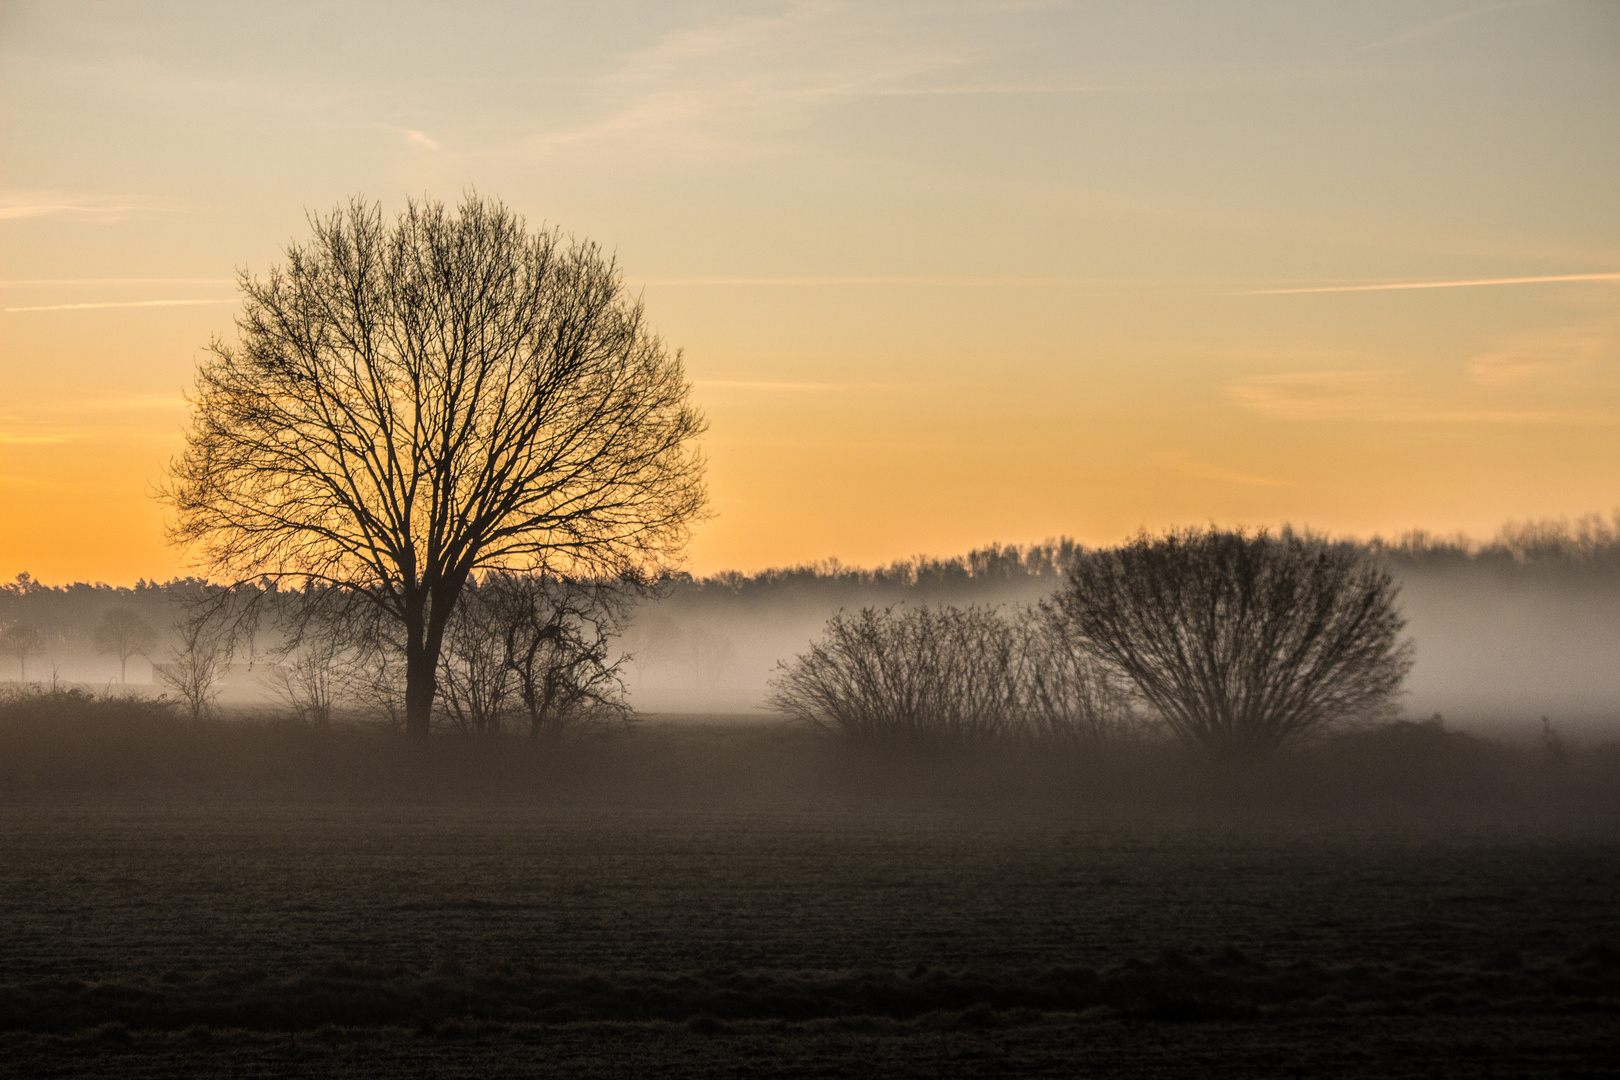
[1012,608,1139,743]
[768,606,1028,744]
[294,594,408,730]
[436,584,517,736]
[350,645,409,731]
[268,627,344,726]
[157,615,229,722]
[494,575,633,738]
[432,574,635,737]
[1051,527,1414,753]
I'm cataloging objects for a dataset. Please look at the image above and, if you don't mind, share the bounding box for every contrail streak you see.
[3,298,235,313]
[1238,273,1620,296]
[639,276,1121,286]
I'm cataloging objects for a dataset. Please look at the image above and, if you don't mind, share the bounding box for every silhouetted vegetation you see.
[1374,511,1620,574]
[0,621,45,681]
[91,607,157,685]
[2,683,1616,825]
[770,528,1415,752]
[1053,528,1413,753]
[768,605,1131,745]
[163,194,706,737]
[3,513,1618,738]
[438,574,635,737]
[155,611,230,721]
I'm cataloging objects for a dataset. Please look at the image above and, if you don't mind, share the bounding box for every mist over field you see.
[7,520,1615,743]
[622,529,1620,742]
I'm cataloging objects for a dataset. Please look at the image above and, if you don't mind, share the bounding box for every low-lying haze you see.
[6,524,1617,741]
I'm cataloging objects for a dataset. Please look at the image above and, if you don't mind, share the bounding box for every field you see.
[1,718,1618,1077]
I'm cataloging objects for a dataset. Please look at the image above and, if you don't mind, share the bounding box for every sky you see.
[1,0,1617,584]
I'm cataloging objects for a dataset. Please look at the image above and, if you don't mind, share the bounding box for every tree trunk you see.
[402,578,466,738]
[404,646,436,738]
[403,601,437,738]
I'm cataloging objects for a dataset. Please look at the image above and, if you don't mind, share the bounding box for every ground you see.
[0,721,1617,1076]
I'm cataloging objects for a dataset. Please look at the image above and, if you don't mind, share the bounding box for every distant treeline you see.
[6,513,1616,618]
[1373,514,1620,574]
[675,512,1620,598]
[3,515,1618,727]
[0,577,208,684]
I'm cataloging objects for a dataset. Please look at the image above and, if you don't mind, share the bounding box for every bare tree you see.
[686,624,736,689]
[1050,527,1413,753]
[769,604,1135,746]
[93,608,158,685]
[268,623,344,725]
[164,194,707,737]
[495,575,633,737]
[287,588,409,730]
[619,610,682,687]
[335,608,409,731]
[436,582,517,736]
[432,573,634,737]
[0,623,44,682]
[157,615,229,721]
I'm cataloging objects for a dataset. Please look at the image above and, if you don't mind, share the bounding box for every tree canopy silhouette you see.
[93,608,157,684]
[1050,528,1412,753]
[0,622,45,682]
[166,194,706,736]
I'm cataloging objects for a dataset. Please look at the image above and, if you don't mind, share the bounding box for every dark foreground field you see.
[2,709,1618,1077]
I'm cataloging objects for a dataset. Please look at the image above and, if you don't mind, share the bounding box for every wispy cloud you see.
[1229,370,1618,425]
[1228,371,1394,421]
[509,2,1458,165]
[641,272,1620,295]
[644,275,1121,287]
[370,124,440,150]
[0,189,175,222]
[1468,322,1617,388]
[4,299,234,313]
[697,379,852,392]
[0,278,235,286]
[1154,451,1292,488]
[0,432,80,445]
[1237,273,1620,296]
[695,379,902,395]
[0,391,188,448]
[523,4,981,158]
[859,60,1430,98]
[1349,1,1547,56]
[64,393,187,413]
